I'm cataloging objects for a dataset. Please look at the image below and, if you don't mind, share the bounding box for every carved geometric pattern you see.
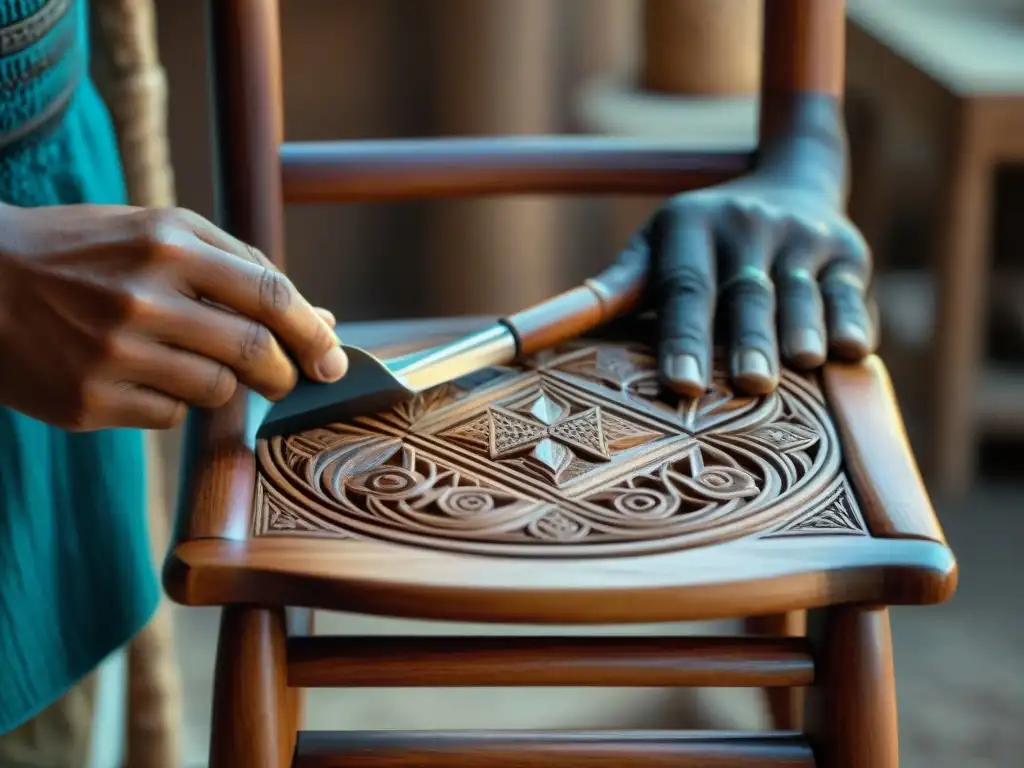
[761,475,867,538]
[255,342,861,556]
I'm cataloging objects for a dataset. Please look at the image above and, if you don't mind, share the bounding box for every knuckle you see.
[201,364,238,408]
[65,379,104,431]
[661,324,707,350]
[303,317,335,356]
[153,401,187,430]
[140,208,181,243]
[116,292,156,325]
[240,321,274,363]
[255,267,293,315]
[245,243,269,265]
[728,279,776,313]
[831,224,872,263]
[659,263,713,297]
[735,327,776,351]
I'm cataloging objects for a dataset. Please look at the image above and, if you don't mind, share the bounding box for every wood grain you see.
[762,0,846,97]
[279,138,753,203]
[823,357,947,542]
[209,607,290,768]
[164,533,955,624]
[286,635,815,689]
[292,731,815,768]
[804,606,899,768]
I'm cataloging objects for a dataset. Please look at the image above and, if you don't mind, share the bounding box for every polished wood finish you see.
[823,358,946,542]
[641,0,762,96]
[762,0,846,98]
[280,139,753,203]
[209,607,290,768]
[805,606,899,768]
[504,275,643,355]
[293,731,815,768]
[208,0,285,265]
[188,2,956,765]
[746,612,808,731]
[287,636,814,689]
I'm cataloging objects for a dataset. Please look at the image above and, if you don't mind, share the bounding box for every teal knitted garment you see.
[0,0,159,733]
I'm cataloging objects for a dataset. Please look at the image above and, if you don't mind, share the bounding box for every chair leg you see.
[210,606,292,768]
[285,608,315,744]
[745,610,806,730]
[806,605,899,768]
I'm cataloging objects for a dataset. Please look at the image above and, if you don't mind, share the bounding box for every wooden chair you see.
[164,2,958,766]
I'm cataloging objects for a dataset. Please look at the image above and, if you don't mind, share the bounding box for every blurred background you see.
[141,0,1024,765]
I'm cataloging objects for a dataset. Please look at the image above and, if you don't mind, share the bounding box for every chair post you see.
[207,0,287,267]
[745,610,807,730]
[805,605,900,768]
[209,607,292,768]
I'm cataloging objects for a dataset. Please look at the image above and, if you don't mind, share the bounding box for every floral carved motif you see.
[254,343,866,556]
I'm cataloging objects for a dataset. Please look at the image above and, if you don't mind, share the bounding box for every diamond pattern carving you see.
[255,342,864,556]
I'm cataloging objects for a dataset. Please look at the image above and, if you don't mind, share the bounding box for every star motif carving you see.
[439,386,665,483]
[486,390,611,477]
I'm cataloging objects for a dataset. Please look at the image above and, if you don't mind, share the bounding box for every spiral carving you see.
[254,343,865,556]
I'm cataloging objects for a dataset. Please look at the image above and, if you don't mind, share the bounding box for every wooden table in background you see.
[848,0,1024,497]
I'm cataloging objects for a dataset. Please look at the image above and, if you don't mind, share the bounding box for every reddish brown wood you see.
[279,139,753,203]
[284,609,315,748]
[805,606,899,768]
[762,0,846,98]
[209,0,285,265]
[287,636,815,689]
[209,607,291,768]
[189,2,958,764]
[293,731,815,768]
[746,612,808,731]
[823,358,948,543]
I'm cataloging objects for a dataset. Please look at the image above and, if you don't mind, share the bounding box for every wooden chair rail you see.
[286,635,815,689]
[292,730,815,768]
[279,137,754,203]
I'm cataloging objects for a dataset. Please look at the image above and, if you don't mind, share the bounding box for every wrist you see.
[756,95,848,207]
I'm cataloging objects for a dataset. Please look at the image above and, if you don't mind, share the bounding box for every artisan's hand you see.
[618,138,873,397]
[0,204,346,431]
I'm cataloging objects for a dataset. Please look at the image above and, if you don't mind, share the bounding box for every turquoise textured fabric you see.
[0,0,159,733]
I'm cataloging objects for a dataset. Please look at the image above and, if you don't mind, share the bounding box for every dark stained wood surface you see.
[286,635,815,689]
[280,138,753,203]
[292,731,816,768]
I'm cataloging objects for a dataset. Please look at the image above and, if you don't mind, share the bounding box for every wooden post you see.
[641,0,762,96]
[580,0,762,250]
[428,0,561,315]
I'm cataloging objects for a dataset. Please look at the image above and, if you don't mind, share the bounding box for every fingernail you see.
[835,322,869,348]
[317,308,337,327]
[662,354,704,396]
[788,328,826,368]
[315,346,348,382]
[734,349,775,394]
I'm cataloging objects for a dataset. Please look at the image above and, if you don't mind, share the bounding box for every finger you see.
[776,260,827,370]
[315,307,336,327]
[653,211,716,397]
[114,334,238,409]
[180,239,347,383]
[820,259,873,361]
[721,264,779,395]
[97,383,187,431]
[138,296,299,401]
